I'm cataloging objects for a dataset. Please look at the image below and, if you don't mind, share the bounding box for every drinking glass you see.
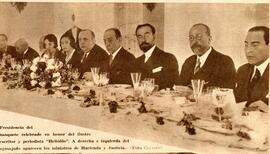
[99,72,109,86]
[212,88,228,122]
[91,67,100,85]
[191,79,205,103]
[130,72,141,89]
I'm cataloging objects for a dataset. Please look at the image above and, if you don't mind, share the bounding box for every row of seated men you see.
[0,23,268,108]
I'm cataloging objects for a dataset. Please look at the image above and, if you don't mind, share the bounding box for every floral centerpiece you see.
[22,55,67,90]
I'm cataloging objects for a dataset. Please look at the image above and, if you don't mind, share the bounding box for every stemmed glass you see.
[191,79,205,103]
[99,72,109,86]
[212,88,228,122]
[130,72,141,97]
[91,67,100,85]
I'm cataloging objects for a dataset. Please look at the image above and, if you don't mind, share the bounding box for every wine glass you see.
[212,88,228,122]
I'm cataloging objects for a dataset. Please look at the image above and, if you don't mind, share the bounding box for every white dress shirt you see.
[251,58,269,79]
[196,46,212,67]
[144,45,156,63]
[110,47,122,61]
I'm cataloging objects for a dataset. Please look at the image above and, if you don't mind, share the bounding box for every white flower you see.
[52,78,61,87]
[39,81,46,88]
[53,72,61,78]
[39,57,46,63]
[30,72,37,79]
[47,59,55,66]
[30,80,38,86]
[46,64,55,71]
[32,57,40,65]
[30,65,38,72]
[43,54,50,60]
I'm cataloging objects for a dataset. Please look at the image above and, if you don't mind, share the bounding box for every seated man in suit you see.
[234,26,269,107]
[103,28,135,84]
[178,23,236,89]
[78,29,109,79]
[134,23,179,90]
[0,34,16,59]
[14,38,39,63]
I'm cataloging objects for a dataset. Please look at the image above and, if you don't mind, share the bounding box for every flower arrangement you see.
[23,56,65,89]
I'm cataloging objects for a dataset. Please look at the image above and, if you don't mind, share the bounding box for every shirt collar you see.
[197,46,212,67]
[253,58,269,77]
[111,46,122,60]
[144,45,156,63]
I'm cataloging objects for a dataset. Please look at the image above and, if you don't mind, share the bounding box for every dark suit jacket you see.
[0,45,17,59]
[16,47,39,63]
[62,27,82,50]
[177,48,236,89]
[65,50,83,69]
[234,63,269,105]
[79,44,109,75]
[134,46,179,90]
[104,47,135,84]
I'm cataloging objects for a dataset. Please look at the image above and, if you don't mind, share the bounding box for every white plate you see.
[109,84,132,88]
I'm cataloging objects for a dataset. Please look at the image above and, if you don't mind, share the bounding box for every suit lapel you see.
[110,48,123,68]
[145,47,160,69]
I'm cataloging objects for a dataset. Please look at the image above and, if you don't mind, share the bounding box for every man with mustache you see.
[234,26,269,108]
[134,23,179,90]
[178,23,236,88]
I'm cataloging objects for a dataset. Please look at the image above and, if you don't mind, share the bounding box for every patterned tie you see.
[109,54,113,66]
[194,58,201,74]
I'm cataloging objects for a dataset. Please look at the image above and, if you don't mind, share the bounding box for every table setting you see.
[0,56,268,153]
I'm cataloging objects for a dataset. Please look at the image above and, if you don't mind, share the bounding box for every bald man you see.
[15,38,39,63]
[78,29,109,78]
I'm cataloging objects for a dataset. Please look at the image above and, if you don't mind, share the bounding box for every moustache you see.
[140,42,151,46]
[191,42,201,49]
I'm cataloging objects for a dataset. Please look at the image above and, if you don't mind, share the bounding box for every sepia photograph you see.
[0,1,268,153]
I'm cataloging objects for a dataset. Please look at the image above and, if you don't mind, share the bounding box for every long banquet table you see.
[0,81,268,154]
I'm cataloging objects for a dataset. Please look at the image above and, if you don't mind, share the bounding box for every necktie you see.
[142,54,146,63]
[109,54,113,66]
[247,68,261,103]
[81,52,88,63]
[194,58,201,74]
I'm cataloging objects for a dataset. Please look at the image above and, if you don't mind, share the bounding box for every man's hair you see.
[135,23,156,35]
[248,26,269,45]
[105,28,122,39]
[0,34,8,41]
[60,34,76,50]
[192,23,211,36]
[44,34,58,48]
[80,29,95,38]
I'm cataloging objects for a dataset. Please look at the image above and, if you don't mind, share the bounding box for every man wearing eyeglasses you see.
[134,23,179,90]
[177,23,236,89]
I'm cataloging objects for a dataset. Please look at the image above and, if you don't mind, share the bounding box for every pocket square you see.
[152,66,163,73]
